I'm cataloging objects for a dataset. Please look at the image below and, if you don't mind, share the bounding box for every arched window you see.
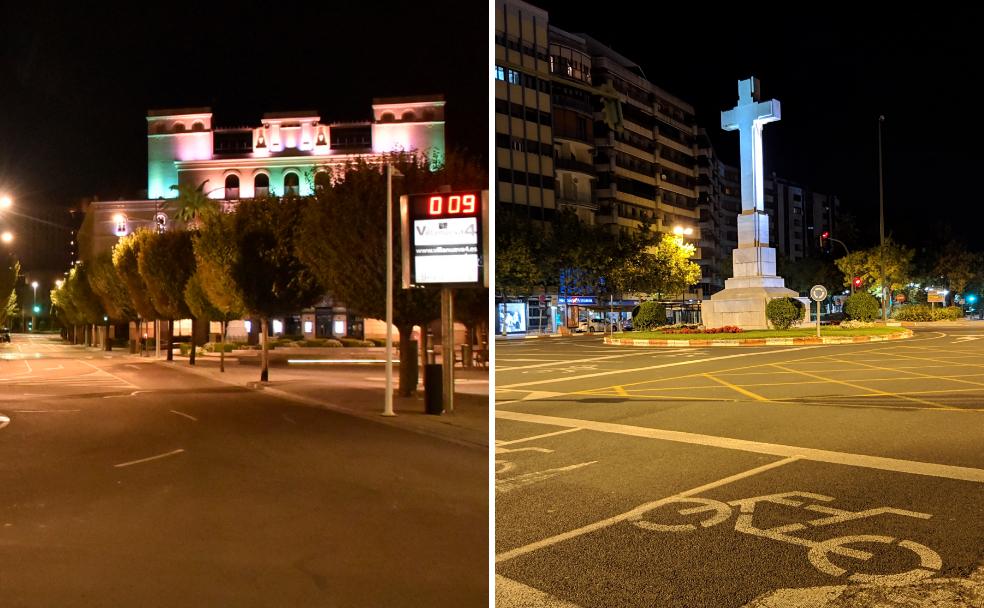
[401,110,416,122]
[254,174,269,197]
[192,121,205,131]
[314,171,331,192]
[173,122,186,133]
[284,172,299,196]
[380,112,395,123]
[225,174,240,199]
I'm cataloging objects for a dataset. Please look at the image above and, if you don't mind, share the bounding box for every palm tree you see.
[171,180,219,229]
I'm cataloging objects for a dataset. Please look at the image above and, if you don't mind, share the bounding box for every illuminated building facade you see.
[78,96,446,341]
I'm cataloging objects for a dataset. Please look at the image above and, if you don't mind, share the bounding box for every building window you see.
[507,69,520,85]
[173,122,186,133]
[284,172,299,196]
[254,174,269,198]
[113,213,127,237]
[401,111,416,122]
[224,174,240,199]
[495,65,505,81]
[315,171,331,192]
[192,121,205,131]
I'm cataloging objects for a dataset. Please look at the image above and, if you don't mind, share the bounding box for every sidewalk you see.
[151,352,489,449]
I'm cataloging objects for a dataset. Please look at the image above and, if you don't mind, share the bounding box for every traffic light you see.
[853,277,863,288]
[968,294,978,304]
[32,305,40,314]
[819,231,831,253]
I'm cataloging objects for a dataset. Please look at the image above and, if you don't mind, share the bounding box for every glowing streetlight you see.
[55,279,64,289]
[0,195,11,210]
[672,225,694,236]
[1,231,12,244]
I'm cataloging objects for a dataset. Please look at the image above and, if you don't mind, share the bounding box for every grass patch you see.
[622,326,908,340]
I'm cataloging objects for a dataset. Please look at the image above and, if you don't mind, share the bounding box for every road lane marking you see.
[113,448,185,468]
[495,575,584,608]
[282,414,296,424]
[494,410,984,483]
[496,428,584,446]
[103,390,148,399]
[612,385,629,396]
[496,461,598,494]
[498,346,823,389]
[823,354,984,391]
[169,410,198,422]
[77,359,139,388]
[503,351,661,371]
[521,391,564,401]
[0,415,8,430]
[13,409,80,413]
[771,364,953,410]
[495,456,800,563]
[703,373,771,401]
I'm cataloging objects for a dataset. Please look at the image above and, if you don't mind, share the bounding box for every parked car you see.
[0,327,10,343]
[613,320,633,332]
[578,318,608,333]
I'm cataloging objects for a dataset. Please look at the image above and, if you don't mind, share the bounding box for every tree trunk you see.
[396,323,417,397]
[219,319,226,373]
[260,317,269,382]
[189,318,197,365]
[104,320,112,351]
[166,319,174,361]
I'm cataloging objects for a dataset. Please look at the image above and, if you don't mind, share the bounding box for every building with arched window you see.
[77,95,447,345]
[145,96,445,200]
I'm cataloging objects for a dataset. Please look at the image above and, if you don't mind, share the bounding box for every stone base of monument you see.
[701,244,800,330]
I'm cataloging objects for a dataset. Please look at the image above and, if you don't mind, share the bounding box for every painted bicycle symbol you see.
[629,491,941,585]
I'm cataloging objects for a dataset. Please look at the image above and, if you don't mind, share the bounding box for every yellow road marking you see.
[823,355,984,391]
[612,385,628,396]
[771,364,955,410]
[703,373,771,401]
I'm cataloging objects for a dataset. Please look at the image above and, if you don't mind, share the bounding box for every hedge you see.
[633,301,667,330]
[766,297,799,330]
[844,292,880,322]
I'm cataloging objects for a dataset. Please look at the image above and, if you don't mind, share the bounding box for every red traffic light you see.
[821,231,830,239]
[853,277,862,287]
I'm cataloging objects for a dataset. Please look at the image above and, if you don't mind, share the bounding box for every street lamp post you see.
[878,115,887,320]
[31,281,38,333]
[383,163,403,417]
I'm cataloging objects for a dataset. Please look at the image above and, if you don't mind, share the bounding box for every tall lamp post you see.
[31,281,38,333]
[383,163,404,417]
[673,225,695,322]
[878,115,887,320]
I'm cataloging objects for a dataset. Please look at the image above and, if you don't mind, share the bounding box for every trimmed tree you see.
[137,230,197,364]
[113,230,160,353]
[193,210,246,372]
[0,255,20,329]
[232,196,323,382]
[87,251,136,351]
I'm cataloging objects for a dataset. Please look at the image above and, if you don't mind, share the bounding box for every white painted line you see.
[495,575,585,608]
[170,410,197,422]
[496,428,584,446]
[13,409,81,413]
[496,461,598,494]
[113,448,185,468]
[496,410,984,483]
[77,359,139,388]
[282,414,296,424]
[521,391,565,401]
[503,351,656,371]
[103,390,147,399]
[495,456,799,563]
[0,415,8,430]
[498,346,822,389]
[44,365,63,371]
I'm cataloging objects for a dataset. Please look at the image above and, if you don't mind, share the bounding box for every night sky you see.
[531,5,983,251]
[0,3,486,271]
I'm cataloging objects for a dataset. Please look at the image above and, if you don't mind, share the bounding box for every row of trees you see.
[497,209,701,302]
[52,151,487,392]
[0,254,19,329]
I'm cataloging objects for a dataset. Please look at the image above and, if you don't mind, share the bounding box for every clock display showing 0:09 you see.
[425,194,478,217]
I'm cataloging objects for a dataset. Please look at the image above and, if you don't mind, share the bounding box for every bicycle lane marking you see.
[496,455,800,563]
[495,410,984,483]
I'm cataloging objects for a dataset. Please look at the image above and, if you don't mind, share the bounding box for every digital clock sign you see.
[401,190,487,288]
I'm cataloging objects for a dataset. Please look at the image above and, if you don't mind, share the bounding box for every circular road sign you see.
[810,284,828,302]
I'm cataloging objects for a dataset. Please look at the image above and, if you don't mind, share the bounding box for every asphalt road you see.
[495,327,984,607]
[0,333,487,607]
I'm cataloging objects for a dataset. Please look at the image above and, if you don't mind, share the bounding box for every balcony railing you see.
[554,156,595,175]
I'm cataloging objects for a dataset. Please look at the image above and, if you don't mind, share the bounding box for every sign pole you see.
[441,287,454,413]
[816,299,821,338]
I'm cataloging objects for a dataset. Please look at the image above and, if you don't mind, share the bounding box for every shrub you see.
[932,306,964,321]
[202,342,236,353]
[892,304,932,322]
[338,337,375,348]
[633,301,667,330]
[322,339,344,347]
[766,297,799,330]
[844,292,880,322]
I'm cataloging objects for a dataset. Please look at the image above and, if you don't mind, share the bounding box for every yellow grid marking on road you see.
[822,354,984,392]
[702,373,771,401]
[612,385,628,397]
[876,349,984,373]
[771,364,956,410]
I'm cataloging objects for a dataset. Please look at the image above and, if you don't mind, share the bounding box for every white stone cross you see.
[721,77,780,214]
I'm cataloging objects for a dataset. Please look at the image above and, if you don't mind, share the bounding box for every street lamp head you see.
[0,195,11,209]
[31,281,38,289]
[0,231,12,244]
[55,280,64,288]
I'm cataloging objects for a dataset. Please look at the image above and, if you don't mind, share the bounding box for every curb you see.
[149,359,488,450]
[604,329,913,347]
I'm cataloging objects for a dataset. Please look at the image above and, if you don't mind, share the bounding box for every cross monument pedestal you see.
[701,77,800,329]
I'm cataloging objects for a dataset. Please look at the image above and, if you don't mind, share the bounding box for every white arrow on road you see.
[954,336,980,342]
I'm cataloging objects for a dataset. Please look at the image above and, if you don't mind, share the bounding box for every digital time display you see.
[412,193,480,219]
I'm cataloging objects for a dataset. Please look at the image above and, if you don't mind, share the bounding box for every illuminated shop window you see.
[112,213,128,237]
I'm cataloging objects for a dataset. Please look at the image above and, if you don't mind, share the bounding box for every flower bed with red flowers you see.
[659,325,743,334]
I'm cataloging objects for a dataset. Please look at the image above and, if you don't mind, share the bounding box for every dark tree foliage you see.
[138,230,196,362]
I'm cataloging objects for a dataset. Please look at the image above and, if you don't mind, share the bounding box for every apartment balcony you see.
[557,192,598,211]
[554,156,596,175]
